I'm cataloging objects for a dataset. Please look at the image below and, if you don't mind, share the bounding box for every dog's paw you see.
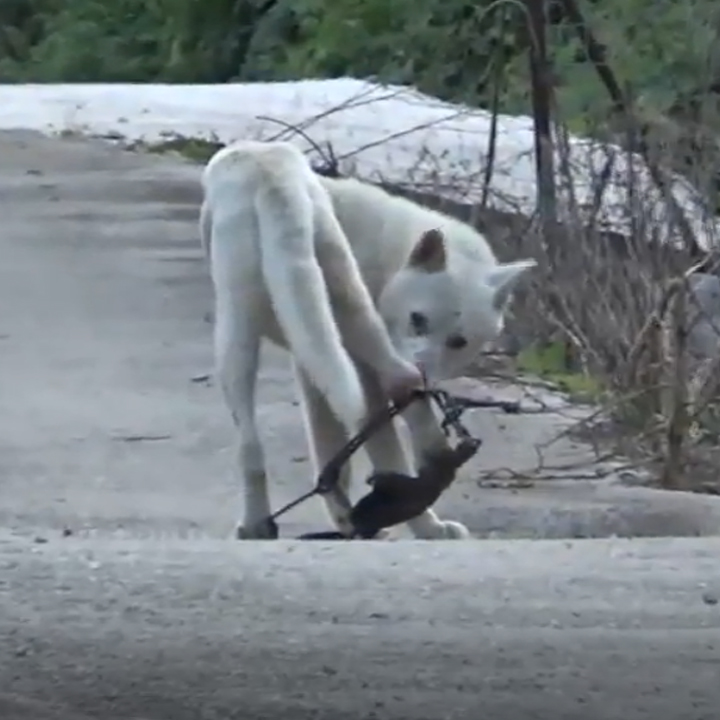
[368,528,393,540]
[438,520,471,539]
[235,518,279,540]
[420,519,471,540]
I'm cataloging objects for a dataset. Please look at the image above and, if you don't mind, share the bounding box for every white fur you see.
[201,140,536,540]
[325,180,537,381]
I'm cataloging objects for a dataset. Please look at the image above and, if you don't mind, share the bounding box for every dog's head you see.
[377,228,536,383]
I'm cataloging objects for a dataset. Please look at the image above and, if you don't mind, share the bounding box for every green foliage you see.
[244,0,720,123]
[0,0,267,82]
[246,0,520,105]
[0,0,718,134]
[540,0,720,122]
[517,341,604,402]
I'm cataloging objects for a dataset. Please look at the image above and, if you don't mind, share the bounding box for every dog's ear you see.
[407,229,447,273]
[484,259,537,310]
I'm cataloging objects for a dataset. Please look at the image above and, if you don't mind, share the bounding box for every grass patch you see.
[516,341,604,403]
[142,134,225,163]
[53,126,225,164]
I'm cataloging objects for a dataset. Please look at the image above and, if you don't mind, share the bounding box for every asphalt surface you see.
[2,130,720,719]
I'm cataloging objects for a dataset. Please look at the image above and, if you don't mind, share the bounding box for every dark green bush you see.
[0,0,717,130]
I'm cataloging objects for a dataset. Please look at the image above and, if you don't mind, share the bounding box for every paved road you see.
[2,536,720,720]
[2,130,720,719]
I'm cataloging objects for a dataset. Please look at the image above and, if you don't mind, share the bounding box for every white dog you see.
[201,140,536,539]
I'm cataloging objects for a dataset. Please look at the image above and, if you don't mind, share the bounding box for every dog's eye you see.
[409,311,429,335]
[445,333,468,350]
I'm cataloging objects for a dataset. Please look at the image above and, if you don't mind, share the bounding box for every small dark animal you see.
[350,438,481,538]
[298,436,481,540]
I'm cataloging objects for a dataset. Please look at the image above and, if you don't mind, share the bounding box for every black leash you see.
[259,390,419,531]
[432,389,520,438]
[254,387,521,539]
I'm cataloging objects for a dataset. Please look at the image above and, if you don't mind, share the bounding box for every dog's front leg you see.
[399,396,471,539]
[358,366,470,540]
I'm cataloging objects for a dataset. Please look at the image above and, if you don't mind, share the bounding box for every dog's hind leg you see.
[214,287,274,539]
[199,199,212,263]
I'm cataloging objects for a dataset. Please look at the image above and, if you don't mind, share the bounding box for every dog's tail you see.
[253,151,367,431]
